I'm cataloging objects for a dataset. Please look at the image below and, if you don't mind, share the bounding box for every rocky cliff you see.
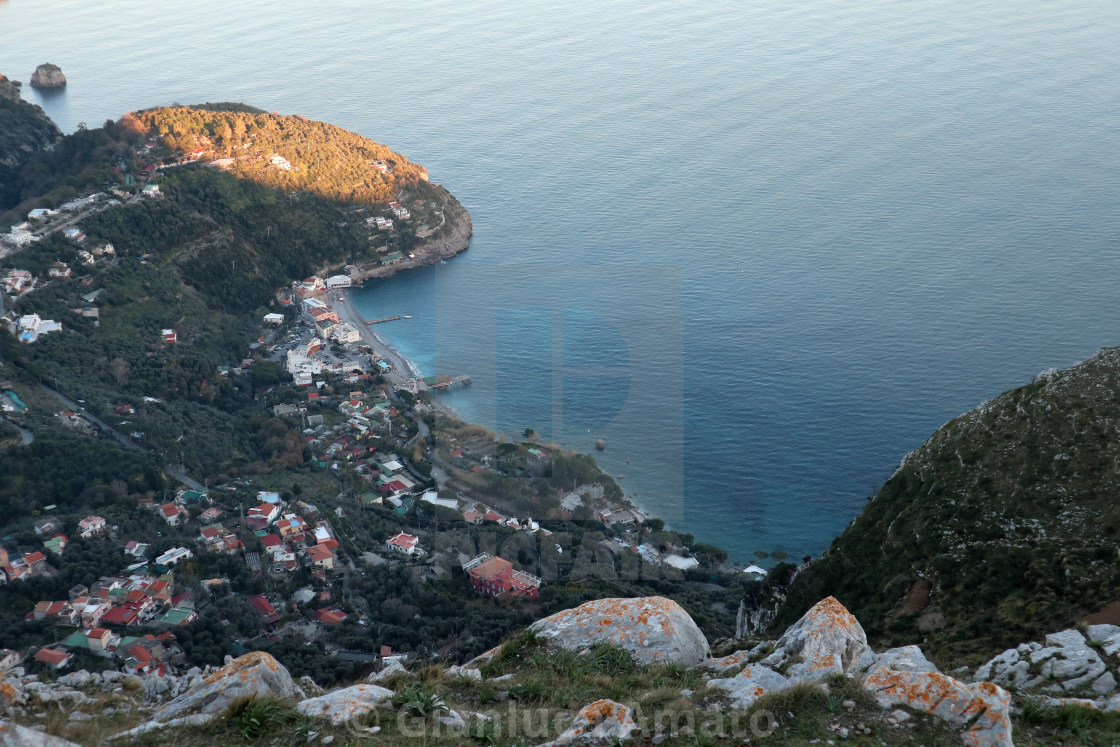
[6,596,1115,745]
[0,73,61,175]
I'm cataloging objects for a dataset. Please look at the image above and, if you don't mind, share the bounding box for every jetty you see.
[421,374,472,391]
[364,315,402,325]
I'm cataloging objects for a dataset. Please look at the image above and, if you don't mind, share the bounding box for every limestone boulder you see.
[973,628,1115,696]
[760,597,871,678]
[368,660,406,682]
[707,664,791,709]
[0,721,83,746]
[150,652,299,723]
[529,597,709,666]
[29,64,66,88]
[539,700,637,746]
[864,649,1012,746]
[295,684,394,725]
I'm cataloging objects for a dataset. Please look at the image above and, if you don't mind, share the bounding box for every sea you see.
[3,0,1119,563]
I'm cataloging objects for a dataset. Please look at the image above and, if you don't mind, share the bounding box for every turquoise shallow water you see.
[3,0,1120,561]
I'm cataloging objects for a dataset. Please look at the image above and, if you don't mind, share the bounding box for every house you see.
[24,551,47,574]
[248,595,281,625]
[85,627,112,652]
[199,507,222,524]
[62,227,85,242]
[100,605,139,627]
[314,608,347,627]
[0,649,20,671]
[198,527,223,548]
[48,262,71,279]
[78,515,107,538]
[142,184,161,196]
[16,314,62,343]
[162,328,177,344]
[305,544,333,571]
[42,534,68,556]
[260,534,285,556]
[662,554,700,571]
[463,553,541,600]
[33,517,63,536]
[33,647,71,670]
[325,275,352,289]
[263,312,285,325]
[159,503,182,526]
[124,541,149,559]
[386,532,422,556]
[247,502,281,525]
[154,547,192,567]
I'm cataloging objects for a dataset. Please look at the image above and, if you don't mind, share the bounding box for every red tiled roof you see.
[34,648,70,666]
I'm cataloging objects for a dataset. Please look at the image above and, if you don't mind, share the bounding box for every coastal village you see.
[2,212,712,681]
[0,109,723,693]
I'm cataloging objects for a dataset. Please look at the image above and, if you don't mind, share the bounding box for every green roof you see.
[62,631,89,648]
[160,608,194,625]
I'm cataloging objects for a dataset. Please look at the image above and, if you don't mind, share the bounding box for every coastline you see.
[331,288,424,381]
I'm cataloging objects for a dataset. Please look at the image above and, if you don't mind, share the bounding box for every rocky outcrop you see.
[973,626,1117,696]
[706,598,1013,745]
[0,720,82,746]
[707,597,871,708]
[149,652,299,723]
[29,64,66,89]
[368,660,406,682]
[538,700,637,746]
[347,198,472,282]
[294,683,394,725]
[0,674,26,713]
[529,596,710,667]
[864,648,1012,746]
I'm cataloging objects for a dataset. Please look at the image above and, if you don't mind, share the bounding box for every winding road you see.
[41,385,205,491]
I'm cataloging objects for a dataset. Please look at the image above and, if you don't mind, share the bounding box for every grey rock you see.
[151,652,299,723]
[66,712,91,722]
[368,660,406,682]
[889,709,911,723]
[295,684,394,725]
[0,720,83,746]
[707,664,790,709]
[530,596,710,667]
[109,713,215,740]
[538,700,638,746]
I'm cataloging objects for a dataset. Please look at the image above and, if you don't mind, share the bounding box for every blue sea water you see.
[3,0,1120,561]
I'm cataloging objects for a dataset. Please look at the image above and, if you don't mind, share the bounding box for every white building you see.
[263,313,285,325]
[326,275,352,290]
[16,315,62,343]
[155,547,193,567]
[330,322,361,344]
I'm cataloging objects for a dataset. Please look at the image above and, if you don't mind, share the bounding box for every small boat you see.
[403,315,412,319]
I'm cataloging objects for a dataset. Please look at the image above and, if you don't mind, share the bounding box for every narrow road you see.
[1,415,33,445]
[41,385,204,491]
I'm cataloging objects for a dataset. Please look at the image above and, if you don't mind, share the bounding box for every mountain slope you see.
[0,73,61,207]
[778,347,1120,667]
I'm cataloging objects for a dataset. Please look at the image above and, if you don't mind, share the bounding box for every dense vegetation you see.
[778,348,1120,668]
[129,105,430,203]
[0,74,62,210]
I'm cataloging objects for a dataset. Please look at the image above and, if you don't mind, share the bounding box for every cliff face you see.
[348,195,472,282]
[778,347,1120,667]
[0,74,62,207]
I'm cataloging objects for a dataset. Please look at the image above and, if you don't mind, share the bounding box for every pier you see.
[421,374,472,390]
[364,315,402,325]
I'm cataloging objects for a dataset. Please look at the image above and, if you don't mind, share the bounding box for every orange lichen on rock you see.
[865,661,1012,746]
[530,596,709,666]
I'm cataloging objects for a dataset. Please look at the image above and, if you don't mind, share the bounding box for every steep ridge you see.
[778,348,1120,667]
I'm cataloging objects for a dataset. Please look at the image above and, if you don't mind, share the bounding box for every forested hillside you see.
[130,105,430,203]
